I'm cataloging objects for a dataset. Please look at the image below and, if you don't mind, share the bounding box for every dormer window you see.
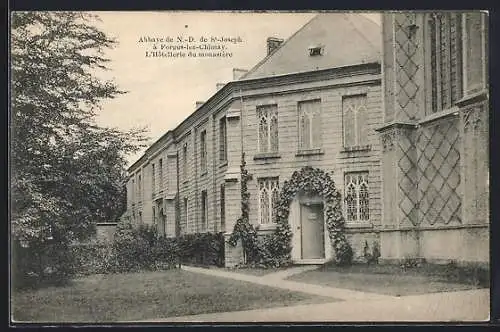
[309,45,324,56]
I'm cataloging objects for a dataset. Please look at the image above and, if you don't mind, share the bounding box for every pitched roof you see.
[241,13,381,80]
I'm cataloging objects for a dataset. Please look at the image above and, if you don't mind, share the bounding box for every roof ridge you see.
[240,14,319,80]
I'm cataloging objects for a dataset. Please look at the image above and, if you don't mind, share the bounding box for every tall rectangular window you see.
[159,158,163,192]
[463,12,487,95]
[200,130,207,173]
[298,99,322,150]
[258,177,279,224]
[220,184,225,231]
[182,144,188,181]
[342,94,368,148]
[257,105,279,153]
[344,172,370,222]
[201,190,208,231]
[184,197,189,230]
[137,174,142,201]
[151,163,155,194]
[219,117,227,162]
[132,179,135,203]
[427,13,463,113]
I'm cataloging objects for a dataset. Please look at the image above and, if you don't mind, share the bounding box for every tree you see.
[10,12,147,283]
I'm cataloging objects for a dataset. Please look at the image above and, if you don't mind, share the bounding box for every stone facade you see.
[122,12,489,267]
[378,12,489,266]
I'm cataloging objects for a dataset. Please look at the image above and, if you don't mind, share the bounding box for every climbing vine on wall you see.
[229,157,353,267]
[228,153,260,263]
[275,166,353,266]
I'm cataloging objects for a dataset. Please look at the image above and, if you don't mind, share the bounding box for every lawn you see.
[12,269,335,323]
[287,263,489,297]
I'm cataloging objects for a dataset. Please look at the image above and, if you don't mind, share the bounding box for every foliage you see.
[228,153,260,263]
[274,166,353,266]
[10,12,148,286]
[12,238,75,289]
[70,243,115,275]
[229,160,352,267]
[363,240,381,265]
[68,222,225,276]
[177,232,225,267]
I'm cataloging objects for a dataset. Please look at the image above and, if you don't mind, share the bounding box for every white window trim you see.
[200,130,207,173]
[219,116,228,163]
[342,94,368,148]
[257,105,278,153]
[298,99,322,150]
[257,177,279,225]
[344,172,370,223]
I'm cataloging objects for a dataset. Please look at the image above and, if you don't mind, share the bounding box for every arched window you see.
[344,172,370,222]
[257,105,278,153]
[258,177,279,224]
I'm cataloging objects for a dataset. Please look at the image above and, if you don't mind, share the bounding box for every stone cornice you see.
[375,120,418,133]
[129,62,381,173]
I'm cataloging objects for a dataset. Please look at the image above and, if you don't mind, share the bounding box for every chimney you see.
[216,83,225,91]
[232,68,248,80]
[267,37,284,55]
[195,101,204,109]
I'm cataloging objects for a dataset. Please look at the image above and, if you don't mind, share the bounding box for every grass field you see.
[287,263,489,296]
[12,269,335,323]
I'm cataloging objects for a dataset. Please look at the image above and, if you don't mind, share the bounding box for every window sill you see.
[255,224,277,231]
[455,89,488,107]
[219,161,228,168]
[253,152,281,160]
[419,107,459,125]
[296,148,324,157]
[341,145,372,153]
[345,222,372,229]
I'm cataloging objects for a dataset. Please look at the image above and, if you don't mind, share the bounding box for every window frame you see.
[200,130,207,174]
[182,143,188,182]
[424,12,464,114]
[151,163,156,194]
[159,158,163,192]
[256,104,279,154]
[344,171,370,223]
[298,99,322,151]
[184,197,189,231]
[220,183,225,231]
[257,177,280,225]
[219,117,228,163]
[201,190,208,231]
[462,12,488,97]
[342,94,369,149]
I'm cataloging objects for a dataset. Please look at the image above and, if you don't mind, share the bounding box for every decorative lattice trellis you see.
[415,118,462,225]
[394,13,420,120]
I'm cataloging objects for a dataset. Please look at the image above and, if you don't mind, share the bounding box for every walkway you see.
[181,265,398,301]
[135,265,489,322]
[154,289,489,322]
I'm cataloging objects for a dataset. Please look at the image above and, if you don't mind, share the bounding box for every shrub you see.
[70,243,115,276]
[177,232,225,267]
[12,238,76,289]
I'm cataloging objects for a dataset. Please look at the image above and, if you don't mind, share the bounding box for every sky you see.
[93,12,381,166]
